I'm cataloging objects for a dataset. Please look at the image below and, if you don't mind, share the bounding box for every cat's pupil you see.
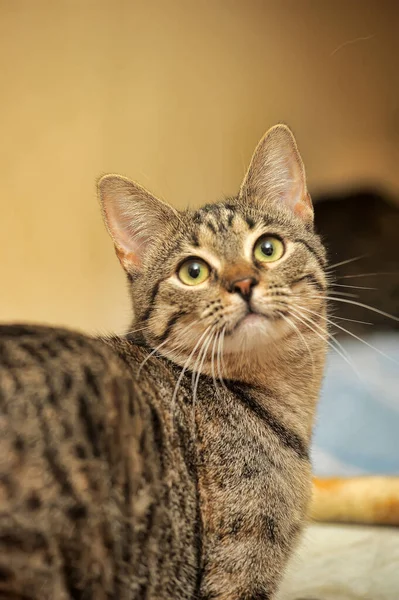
[261,241,274,256]
[188,263,201,279]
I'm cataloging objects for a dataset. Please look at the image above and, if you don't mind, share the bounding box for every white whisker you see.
[327,254,369,271]
[210,331,219,397]
[191,329,217,431]
[288,306,360,378]
[137,318,202,374]
[170,325,213,419]
[217,325,229,393]
[333,283,377,291]
[333,316,373,326]
[327,290,359,298]
[292,304,358,367]
[137,339,169,374]
[279,312,315,375]
[337,272,399,280]
[299,304,399,367]
[306,295,399,324]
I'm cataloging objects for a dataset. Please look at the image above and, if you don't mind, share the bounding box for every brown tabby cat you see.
[0,125,327,600]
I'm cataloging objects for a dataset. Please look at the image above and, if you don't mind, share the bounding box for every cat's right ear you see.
[239,124,313,224]
[98,175,178,274]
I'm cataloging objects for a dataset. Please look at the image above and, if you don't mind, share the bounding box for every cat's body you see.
[0,125,328,599]
[0,325,199,599]
[0,322,320,599]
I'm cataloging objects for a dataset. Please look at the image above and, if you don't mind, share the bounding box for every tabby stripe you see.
[19,341,46,365]
[201,204,216,213]
[191,231,200,247]
[175,415,203,597]
[38,404,81,503]
[224,381,308,460]
[245,215,256,229]
[263,515,277,543]
[136,504,156,598]
[19,344,60,408]
[156,310,187,343]
[40,341,59,358]
[295,238,326,270]
[83,365,102,397]
[218,221,228,234]
[78,393,102,458]
[60,545,88,600]
[205,220,217,234]
[0,527,47,552]
[175,414,198,479]
[133,405,158,587]
[149,403,165,475]
[0,324,39,338]
[141,280,161,322]
[55,333,76,352]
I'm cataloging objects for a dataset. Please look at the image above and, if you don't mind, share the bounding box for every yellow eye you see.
[178,258,210,286]
[254,236,285,263]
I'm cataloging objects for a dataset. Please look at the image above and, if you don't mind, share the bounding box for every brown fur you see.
[0,125,328,599]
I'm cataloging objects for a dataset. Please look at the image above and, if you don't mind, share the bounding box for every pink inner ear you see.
[115,245,141,268]
[99,174,178,272]
[280,152,313,222]
[294,199,313,221]
[104,201,145,269]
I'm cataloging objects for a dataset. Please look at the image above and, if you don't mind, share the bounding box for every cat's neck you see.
[200,335,326,439]
[124,323,326,437]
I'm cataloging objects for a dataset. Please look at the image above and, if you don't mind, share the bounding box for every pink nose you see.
[231,277,258,300]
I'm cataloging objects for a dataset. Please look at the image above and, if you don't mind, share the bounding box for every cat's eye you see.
[254,235,285,263]
[178,258,210,286]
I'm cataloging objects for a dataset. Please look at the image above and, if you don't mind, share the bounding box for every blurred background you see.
[1,1,398,474]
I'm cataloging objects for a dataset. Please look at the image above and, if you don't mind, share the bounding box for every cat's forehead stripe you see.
[193,203,256,237]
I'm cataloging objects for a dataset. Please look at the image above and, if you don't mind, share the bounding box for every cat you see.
[0,124,328,600]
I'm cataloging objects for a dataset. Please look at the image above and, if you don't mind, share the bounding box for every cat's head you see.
[99,125,327,375]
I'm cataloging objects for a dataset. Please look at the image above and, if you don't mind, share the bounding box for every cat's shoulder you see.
[0,323,159,379]
[0,323,129,377]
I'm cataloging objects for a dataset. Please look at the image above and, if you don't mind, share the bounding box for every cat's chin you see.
[223,312,289,355]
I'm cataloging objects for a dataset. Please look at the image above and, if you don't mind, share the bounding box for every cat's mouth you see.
[229,308,267,335]
[221,306,289,354]
[227,305,286,339]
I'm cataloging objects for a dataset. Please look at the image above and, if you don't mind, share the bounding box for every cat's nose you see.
[231,277,258,300]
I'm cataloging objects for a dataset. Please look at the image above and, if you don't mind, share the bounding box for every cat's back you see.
[0,324,138,597]
[0,324,200,599]
[0,323,138,471]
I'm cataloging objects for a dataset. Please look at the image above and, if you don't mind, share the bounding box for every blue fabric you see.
[311,333,399,476]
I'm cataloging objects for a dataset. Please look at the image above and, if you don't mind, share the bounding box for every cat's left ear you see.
[98,174,178,273]
[239,124,313,224]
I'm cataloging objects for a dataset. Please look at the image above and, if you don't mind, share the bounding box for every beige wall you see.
[1,0,398,333]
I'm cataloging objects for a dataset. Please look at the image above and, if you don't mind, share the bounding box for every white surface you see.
[277,523,399,600]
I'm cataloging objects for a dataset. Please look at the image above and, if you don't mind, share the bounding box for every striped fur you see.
[0,125,328,598]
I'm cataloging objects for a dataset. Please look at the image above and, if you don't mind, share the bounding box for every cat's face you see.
[99,125,327,372]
